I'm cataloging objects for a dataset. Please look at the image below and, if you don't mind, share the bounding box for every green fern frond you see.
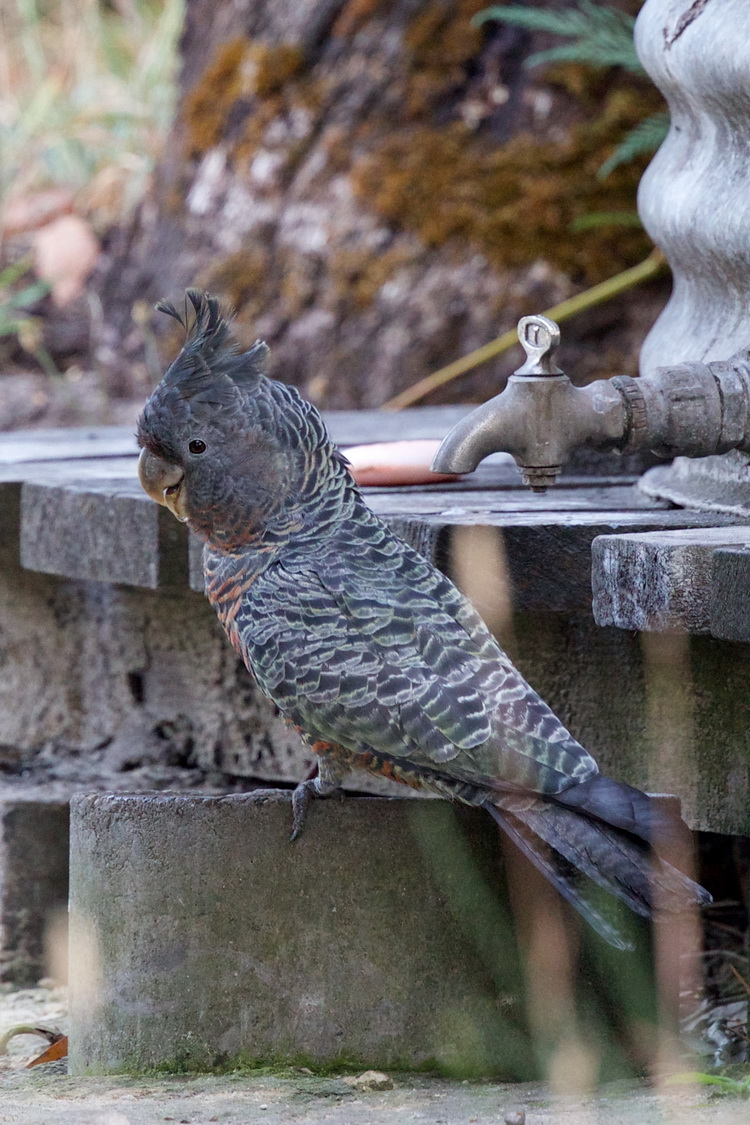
[474,1,641,72]
[598,110,670,178]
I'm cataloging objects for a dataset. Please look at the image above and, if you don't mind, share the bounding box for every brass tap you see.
[431,316,750,491]
[431,315,625,491]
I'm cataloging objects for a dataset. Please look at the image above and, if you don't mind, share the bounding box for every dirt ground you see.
[1,985,749,1125]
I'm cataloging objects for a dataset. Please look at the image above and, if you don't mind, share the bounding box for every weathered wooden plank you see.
[0,412,470,470]
[0,428,138,464]
[710,547,750,641]
[433,513,744,613]
[591,526,750,633]
[0,413,658,476]
[366,485,664,518]
[0,457,139,485]
[22,470,564,592]
[191,508,742,607]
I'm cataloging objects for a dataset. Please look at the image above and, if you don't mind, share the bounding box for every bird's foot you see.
[290,756,349,840]
[291,779,317,841]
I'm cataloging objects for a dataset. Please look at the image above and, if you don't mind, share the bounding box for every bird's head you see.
[137,290,341,550]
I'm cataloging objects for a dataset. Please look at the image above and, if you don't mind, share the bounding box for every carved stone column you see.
[636,0,750,513]
[637,0,750,372]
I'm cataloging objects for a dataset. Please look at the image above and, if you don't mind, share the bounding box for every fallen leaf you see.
[27,1035,68,1067]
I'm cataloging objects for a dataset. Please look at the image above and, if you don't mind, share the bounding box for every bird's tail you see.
[486,788,711,951]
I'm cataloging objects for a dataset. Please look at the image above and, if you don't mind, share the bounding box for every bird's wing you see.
[237,524,598,797]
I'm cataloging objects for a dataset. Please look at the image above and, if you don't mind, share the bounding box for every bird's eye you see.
[188,439,207,455]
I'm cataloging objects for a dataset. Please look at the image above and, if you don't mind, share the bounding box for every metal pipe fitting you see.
[431,317,750,491]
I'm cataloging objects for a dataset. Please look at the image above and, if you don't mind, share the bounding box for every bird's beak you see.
[138,448,188,523]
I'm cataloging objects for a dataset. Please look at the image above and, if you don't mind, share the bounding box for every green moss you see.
[115,1050,470,1080]
[401,0,485,117]
[350,87,658,284]
[253,44,305,97]
[180,0,661,310]
[405,0,484,65]
[334,1,660,285]
[183,39,306,158]
[183,38,246,156]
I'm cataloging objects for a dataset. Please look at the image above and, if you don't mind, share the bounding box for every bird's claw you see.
[291,779,315,841]
[291,769,348,839]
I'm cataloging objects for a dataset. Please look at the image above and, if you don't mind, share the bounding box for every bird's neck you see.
[202,447,361,573]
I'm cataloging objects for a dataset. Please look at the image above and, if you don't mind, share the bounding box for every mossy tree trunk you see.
[96,0,662,408]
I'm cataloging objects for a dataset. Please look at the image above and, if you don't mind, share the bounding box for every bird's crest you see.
[156,289,269,398]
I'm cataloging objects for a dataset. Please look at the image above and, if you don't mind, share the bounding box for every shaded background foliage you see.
[1,0,667,422]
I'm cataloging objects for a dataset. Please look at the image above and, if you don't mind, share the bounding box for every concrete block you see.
[710,547,750,641]
[21,478,190,589]
[591,526,750,632]
[69,792,530,1078]
[0,796,69,984]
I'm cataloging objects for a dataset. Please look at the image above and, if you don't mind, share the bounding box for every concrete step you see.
[68,791,534,1077]
[68,791,670,1080]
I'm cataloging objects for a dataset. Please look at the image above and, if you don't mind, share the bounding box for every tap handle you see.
[514,314,563,376]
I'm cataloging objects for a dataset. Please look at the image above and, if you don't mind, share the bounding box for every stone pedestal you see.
[68,792,530,1078]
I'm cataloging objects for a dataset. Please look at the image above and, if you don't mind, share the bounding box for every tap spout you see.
[432,315,626,490]
[431,315,750,491]
[430,395,525,475]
